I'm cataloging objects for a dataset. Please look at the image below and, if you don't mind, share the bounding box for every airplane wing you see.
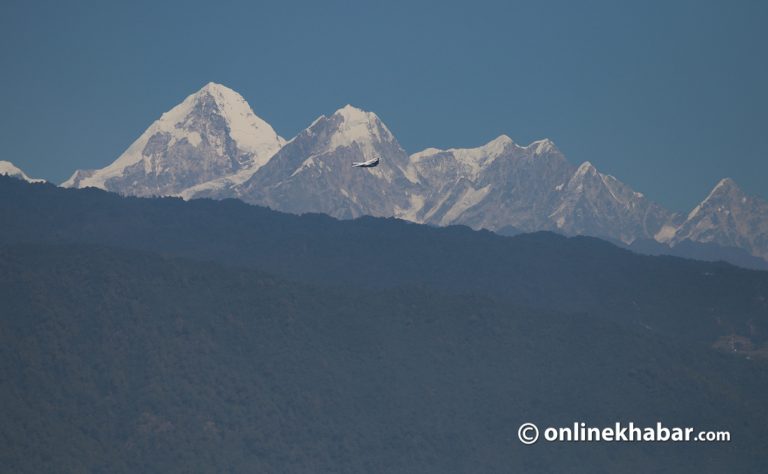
[352,156,380,168]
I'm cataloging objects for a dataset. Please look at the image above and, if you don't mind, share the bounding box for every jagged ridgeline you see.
[55,83,768,265]
[2,177,768,472]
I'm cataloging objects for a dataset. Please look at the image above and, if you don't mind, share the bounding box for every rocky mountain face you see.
[403,138,678,244]
[62,83,284,197]
[58,84,768,264]
[230,105,416,220]
[667,178,768,261]
[547,161,680,244]
[404,137,572,230]
[184,110,675,245]
[0,161,44,183]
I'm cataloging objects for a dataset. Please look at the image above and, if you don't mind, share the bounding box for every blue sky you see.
[1,0,766,210]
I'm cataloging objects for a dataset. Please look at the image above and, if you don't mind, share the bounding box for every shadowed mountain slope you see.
[1,243,767,473]
[2,176,767,354]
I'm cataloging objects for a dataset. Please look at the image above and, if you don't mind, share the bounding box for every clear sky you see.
[1,0,766,211]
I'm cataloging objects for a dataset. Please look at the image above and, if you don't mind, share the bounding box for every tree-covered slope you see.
[2,177,767,353]
[1,243,767,473]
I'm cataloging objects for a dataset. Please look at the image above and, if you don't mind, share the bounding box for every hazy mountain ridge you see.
[669,178,768,261]
[3,176,767,350]
[3,242,767,473]
[57,83,768,263]
[405,136,575,230]
[0,161,44,183]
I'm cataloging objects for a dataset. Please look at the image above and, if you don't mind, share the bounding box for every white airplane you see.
[352,156,380,168]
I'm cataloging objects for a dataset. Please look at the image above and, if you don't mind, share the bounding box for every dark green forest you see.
[1,177,768,472]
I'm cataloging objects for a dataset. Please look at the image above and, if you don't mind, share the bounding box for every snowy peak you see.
[672,178,768,260]
[476,134,515,157]
[403,134,577,232]
[686,178,745,221]
[549,160,675,244]
[527,138,558,155]
[561,161,603,193]
[199,81,227,94]
[224,103,413,220]
[334,103,376,121]
[455,135,514,159]
[411,135,514,164]
[325,104,395,152]
[715,176,738,189]
[53,83,766,264]
[564,161,646,207]
[409,136,559,180]
[192,82,285,157]
[0,161,45,183]
[406,135,513,188]
[708,177,742,199]
[488,133,513,145]
[574,161,598,177]
[62,83,284,196]
[258,104,403,172]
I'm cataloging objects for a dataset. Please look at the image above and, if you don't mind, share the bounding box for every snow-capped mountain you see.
[56,84,767,264]
[404,136,571,230]
[547,161,678,244]
[669,178,768,260]
[62,83,284,196]
[188,105,417,220]
[403,137,675,244]
[0,161,45,183]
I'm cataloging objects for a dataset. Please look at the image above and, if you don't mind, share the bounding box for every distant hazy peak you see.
[574,160,598,176]
[198,81,229,94]
[686,178,745,220]
[0,160,45,183]
[333,104,377,121]
[482,134,514,149]
[525,138,558,155]
[411,134,509,160]
[710,177,742,196]
[673,176,768,260]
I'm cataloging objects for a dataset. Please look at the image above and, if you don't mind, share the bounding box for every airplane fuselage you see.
[352,157,380,168]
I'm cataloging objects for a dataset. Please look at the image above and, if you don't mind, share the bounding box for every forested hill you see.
[1,176,767,353]
[1,243,768,473]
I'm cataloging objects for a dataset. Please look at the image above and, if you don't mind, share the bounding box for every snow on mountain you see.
[0,161,45,183]
[403,137,675,245]
[183,118,678,245]
[548,161,677,244]
[62,82,284,196]
[408,134,514,183]
[670,178,768,260]
[55,83,766,263]
[188,105,417,220]
[326,105,394,158]
[405,136,573,230]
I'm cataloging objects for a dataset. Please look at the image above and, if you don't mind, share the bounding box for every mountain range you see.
[5,85,768,473]
[7,82,765,264]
